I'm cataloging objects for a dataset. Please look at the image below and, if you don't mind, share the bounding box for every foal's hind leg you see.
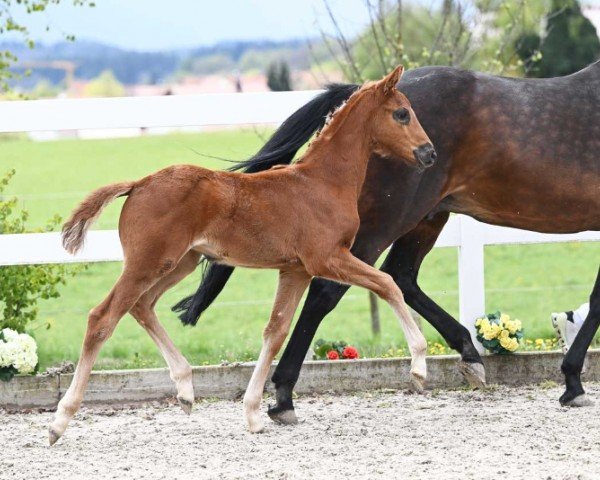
[244,270,311,433]
[130,251,200,414]
[309,249,427,390]
[48,247,189,445]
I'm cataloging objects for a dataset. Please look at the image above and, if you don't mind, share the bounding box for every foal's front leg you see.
[244,270,311,433]
[310,249,427,390]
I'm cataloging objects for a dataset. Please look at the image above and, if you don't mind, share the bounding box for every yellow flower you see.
[535,339,543,346]
[500,329,510,339]
[500,336,519,352]
[483,323,501,340]
[477,318,490,332]
[499,336,512,350]
[475,318,482,327]
[506,319,522,334]
[500,313,510,327]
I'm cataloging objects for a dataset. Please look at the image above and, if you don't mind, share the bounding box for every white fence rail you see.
[1,92,599,352]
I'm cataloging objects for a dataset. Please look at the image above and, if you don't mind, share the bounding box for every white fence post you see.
[458,216,486,353]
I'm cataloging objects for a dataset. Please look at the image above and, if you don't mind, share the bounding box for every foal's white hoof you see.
[247,418,265,434]
[48,427,62,446]
[410,372,426,394]
[177,396,193,415]
[458,361,487,389]
[563,394,594,408]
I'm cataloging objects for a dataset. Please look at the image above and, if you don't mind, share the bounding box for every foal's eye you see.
[393,108,410,125]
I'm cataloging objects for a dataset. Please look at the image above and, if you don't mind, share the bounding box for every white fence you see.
[1,91,599,352]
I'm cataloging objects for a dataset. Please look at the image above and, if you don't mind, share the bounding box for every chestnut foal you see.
[50,66,436,444]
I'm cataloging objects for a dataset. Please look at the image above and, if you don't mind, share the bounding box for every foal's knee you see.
[263,316,289,348]
[129,301,152,328]
[86,307,112,342]
[377,273,404,302]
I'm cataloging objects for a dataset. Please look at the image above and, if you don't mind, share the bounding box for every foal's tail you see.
[172,83,359,326]
[62,181,134,255]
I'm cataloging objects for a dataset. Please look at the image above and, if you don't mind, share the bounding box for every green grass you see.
[2,131,599,370]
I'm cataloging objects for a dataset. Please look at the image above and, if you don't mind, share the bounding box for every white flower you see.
[2,328,19,342]
[0,342,14,367]
[0,329,38,374]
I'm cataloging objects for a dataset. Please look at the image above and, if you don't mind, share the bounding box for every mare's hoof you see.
[410,372,426,394]
[267,406,298,425]
[560,393,594,408]
[458,361,487,389]
[177,396,193,415]
[48,427,61,447]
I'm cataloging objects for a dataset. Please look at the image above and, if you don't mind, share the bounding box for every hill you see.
[3,38,317,88]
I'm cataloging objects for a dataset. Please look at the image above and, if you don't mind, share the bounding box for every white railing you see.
[1,91,599,352]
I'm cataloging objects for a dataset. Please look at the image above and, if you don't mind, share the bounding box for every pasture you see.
[2,131,599,370]
[3,383,600,479]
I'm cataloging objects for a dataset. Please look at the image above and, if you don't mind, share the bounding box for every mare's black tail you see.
[172,83,359,326]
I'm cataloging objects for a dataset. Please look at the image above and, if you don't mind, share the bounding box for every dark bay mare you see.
[174,62,600,419]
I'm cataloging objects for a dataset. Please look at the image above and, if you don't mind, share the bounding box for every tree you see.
[83,69,125,97]
[0,1,94,92]
[0,170,81,333]
[31,79,59,98]
[266,61,292,91]
[315,0,551,82]
[519,0,600,77]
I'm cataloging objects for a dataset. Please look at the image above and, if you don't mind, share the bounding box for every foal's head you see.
[361,66,436,169]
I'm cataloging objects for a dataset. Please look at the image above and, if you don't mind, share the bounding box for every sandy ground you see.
[2,383,600,480]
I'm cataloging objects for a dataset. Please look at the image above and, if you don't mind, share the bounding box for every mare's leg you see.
[559,266,600,407]
[268,213,481,425]
[244,270,311,433]
[380,212,485,387]
[269,279,350,423]
[269,240,384,424]
[130,251,201,414]
[48,245,189,445]
[309,249,428,388]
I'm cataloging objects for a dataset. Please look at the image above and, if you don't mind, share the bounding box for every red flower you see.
[327,350,339,360]
[342,346,359,359]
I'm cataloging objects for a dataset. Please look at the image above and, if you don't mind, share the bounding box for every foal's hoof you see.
[48,427,61,447]
[410,372,426,394]
[458,361,487,389]
[177,396,193,415]
[560,392,594,408]
[247,419,265,434]
[267,405,298,425]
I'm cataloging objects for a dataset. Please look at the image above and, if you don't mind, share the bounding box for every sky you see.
[7,0,375,51]
[8,0,600,52]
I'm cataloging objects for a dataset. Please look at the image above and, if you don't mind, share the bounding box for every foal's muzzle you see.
[413,143,437,169]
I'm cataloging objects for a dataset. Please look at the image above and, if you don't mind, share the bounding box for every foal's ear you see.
[382,65,404,95]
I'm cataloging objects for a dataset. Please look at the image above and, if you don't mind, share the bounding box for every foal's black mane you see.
[228,84,359,173]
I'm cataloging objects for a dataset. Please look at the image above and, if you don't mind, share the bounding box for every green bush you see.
[0,169,83,332]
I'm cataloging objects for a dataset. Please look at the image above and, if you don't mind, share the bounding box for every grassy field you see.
[2,131,599,370]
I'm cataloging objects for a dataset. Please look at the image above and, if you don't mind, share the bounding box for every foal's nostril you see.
[413,143,437,168]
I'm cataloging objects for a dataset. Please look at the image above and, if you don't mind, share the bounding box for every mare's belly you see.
[445,187,600,233]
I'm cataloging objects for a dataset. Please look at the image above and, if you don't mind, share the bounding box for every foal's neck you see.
[301,101,373,199]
